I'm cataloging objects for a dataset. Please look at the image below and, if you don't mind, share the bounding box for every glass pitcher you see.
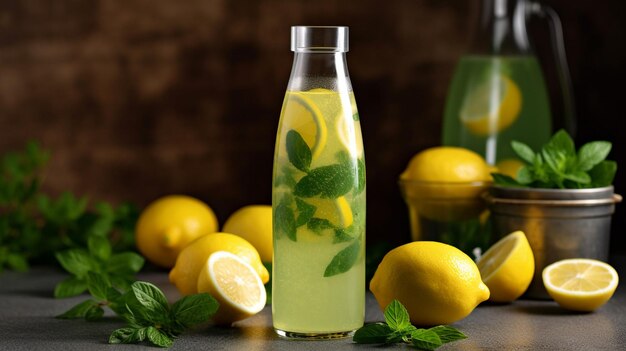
[442,0,576,166]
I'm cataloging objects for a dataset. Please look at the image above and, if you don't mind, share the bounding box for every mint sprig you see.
[492,129,617,189]
[54,235,144,299]
[353,300,467,350]
[108,281,219,348]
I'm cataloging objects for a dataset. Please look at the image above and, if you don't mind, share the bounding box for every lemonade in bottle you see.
[272,26,365,339]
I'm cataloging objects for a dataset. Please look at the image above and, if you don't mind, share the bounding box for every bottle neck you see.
[469,0,532,55]
[287,52,352,92]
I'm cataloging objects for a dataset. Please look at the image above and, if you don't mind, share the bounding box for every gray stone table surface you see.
[1,256,626,351]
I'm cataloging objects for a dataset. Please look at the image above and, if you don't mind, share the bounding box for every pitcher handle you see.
[528,2,577,137]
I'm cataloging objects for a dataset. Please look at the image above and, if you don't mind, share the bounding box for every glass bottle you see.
[271,26,366,339]
[442,0,576,166]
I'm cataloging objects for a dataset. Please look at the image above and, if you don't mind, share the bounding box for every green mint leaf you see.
[107,252,145,275]
[307,217,334,234]
[87,235,111,261]
[110,275,135,292]
[295,164,355,198]
[353,112,360,121]
[356,158,366,194]
[589,160,617,187]
[275,200,296,241]
[411,329,442,350]
[131,282,170,319]
[333,227,356,243]
[109,327,143,344]
[491,173,523,187]
[286,130,312,172]
[353,323,393,344]
[295,198,316,227]
[56,299,97,319]
[577,141,611,171]
[171,293,219,328]
[86,272,111,300]
[548,129,576,156]
[85,304,105,321]
[429,325,467,344]
[54,277,88,298]
[563,171,591,184]
[511,141,535,164]
[6,253,28,272]
[541,147,567,176]
[274,165,298,188]
[515,166,535,185]
[324,239,360,277]
[386,330,411,344]
[107,289,129,317]
[55,249,97,277]
[384,299,411,331]
[146,326,173,348]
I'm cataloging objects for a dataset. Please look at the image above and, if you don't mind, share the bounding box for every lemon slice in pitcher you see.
[282,92,328,160]
[460,75,522,136]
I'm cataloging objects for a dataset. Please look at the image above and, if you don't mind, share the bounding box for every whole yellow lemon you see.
[168,232,269,296]
[399,147,492,221]
[400,146,492,183]
[135,195,218,268]
[370,241,490,326]
[222,205,273,263]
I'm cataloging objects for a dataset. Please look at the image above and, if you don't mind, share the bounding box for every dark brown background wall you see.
[1,0,624,253]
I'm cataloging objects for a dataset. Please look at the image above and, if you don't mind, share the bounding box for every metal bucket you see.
[484,185,622,299]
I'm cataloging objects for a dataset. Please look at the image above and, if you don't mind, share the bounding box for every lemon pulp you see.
[476,231,534,302]
[542,258,619,312]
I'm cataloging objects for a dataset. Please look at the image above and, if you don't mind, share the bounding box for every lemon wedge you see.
[542,258,619,312]
[282,92,328,160]
[307,196,354,229]
[197,251,267,325]
[476,231,535,302]
[460,75,522,136]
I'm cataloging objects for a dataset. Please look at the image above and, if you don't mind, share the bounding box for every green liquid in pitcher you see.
[442,55,552,165]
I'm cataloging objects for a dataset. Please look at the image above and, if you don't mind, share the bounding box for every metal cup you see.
[484,185,622,299]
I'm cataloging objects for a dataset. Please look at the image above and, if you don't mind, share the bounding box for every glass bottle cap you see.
[291,26,349,53]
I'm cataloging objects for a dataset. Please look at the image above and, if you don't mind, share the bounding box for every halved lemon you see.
[476,231,534,302]
[197,251,267,325]
[460,75,522,136]
[282,92,328,160]
[542,258,619,312]
[306,196,354,229]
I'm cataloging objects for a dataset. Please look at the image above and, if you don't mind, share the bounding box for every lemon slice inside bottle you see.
[282,91,328,160]
[307,196,354,229]
[460,75,522,136]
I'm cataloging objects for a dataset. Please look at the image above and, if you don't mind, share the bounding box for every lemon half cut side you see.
[197,251,267,325]
[542,258,619,312]
[460,75,522,136]
[476,231,534,302]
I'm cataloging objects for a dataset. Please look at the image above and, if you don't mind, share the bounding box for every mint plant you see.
[492,129,617,189]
